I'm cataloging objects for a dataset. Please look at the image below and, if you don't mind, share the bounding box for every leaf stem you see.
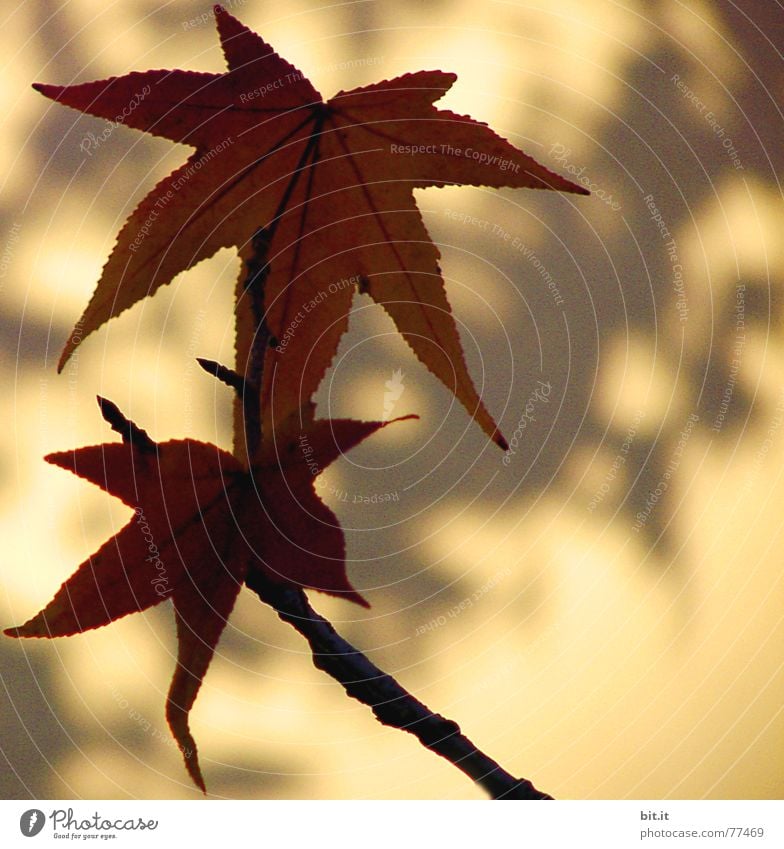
[236,226,273,464]
[245,572,553,801]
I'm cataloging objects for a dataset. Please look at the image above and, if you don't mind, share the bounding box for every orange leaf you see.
[4,397,415,791]
[38,5,586,447]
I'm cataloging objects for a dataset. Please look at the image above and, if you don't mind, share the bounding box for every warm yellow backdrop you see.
[1,0,782,799]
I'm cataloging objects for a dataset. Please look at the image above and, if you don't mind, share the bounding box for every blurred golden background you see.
[1,0,782,799]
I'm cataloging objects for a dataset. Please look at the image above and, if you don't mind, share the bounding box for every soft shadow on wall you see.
[1,0,782,799]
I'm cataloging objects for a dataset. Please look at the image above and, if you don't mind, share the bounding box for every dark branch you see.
[246,571,553,801]
[243,226,273,388]
[238,202,548,799]
[196,357,247,396]
[237,226,273,463]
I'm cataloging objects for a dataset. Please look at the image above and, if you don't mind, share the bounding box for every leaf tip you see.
[95,396,157,452]
[350,590,371,609]
[183,750,207,794]
[43,447,71,471]
[57,340,75,373]
[179,726,207,796]
[213,3,235,28]
[167,707,207,794]
[32,82,58,98]
[192,766,207,795]
[32,82,64,103]
[495,432,509,451]
[3,619,50,639]
[95,394,117,423]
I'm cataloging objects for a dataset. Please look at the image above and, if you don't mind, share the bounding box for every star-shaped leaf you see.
[4,396,414,791]
[38,5,586,448]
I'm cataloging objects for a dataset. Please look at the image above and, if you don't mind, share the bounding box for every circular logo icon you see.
[19,810,45,837]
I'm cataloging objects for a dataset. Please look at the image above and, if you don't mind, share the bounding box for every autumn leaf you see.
[3,395,415,792]
[37,4,586,448]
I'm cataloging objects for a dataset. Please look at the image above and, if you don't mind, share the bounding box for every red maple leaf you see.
[37,5,586,448]
[4,396,414,791]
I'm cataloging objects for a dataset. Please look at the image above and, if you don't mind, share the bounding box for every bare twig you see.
[235,210,550,800]
[197,357,248,396]
[96,395,157,454]
[246,572,553,800]
[242,226,273,392]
